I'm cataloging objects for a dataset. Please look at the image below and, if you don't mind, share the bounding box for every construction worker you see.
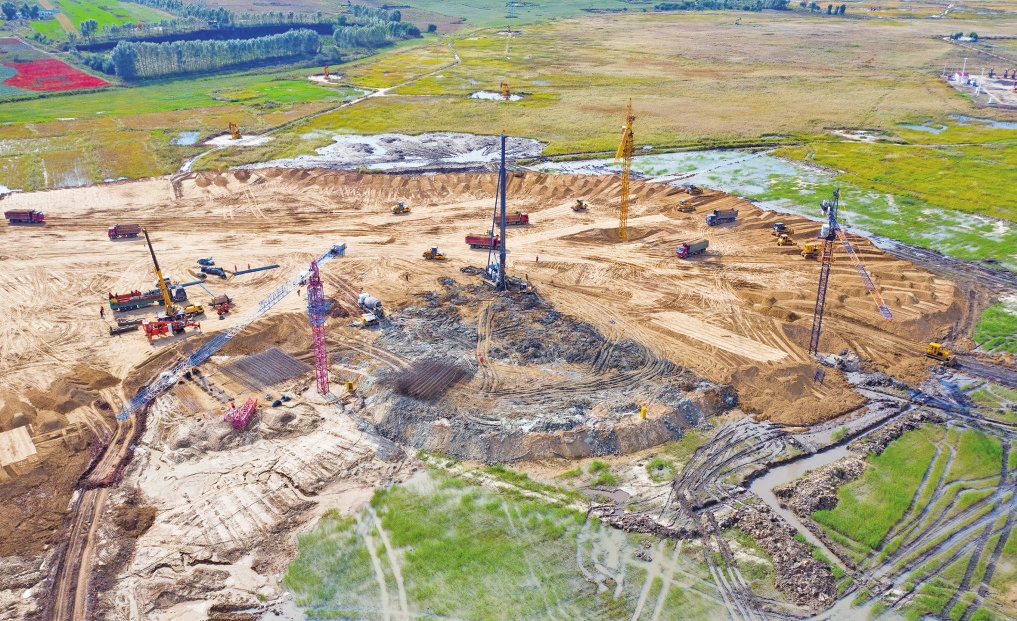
[99,306,104,318]
[405,272,409,282]
[297,288,301,297]
[535,255,539,263]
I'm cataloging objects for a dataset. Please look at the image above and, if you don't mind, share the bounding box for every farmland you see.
[0,37,108,95]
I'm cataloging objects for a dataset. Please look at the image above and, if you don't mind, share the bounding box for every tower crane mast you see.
[613,99,635,241]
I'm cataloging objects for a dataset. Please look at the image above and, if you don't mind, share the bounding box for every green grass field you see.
[284,469,729,620]
[973,304,1017,354]
[47,0,172,36]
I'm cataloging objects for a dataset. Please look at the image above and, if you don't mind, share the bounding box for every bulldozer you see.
[801,241,821,259]
[572,199,588,212]
[677,199,695,213]
[925,342,957,367]
[392,202,411,215]
[228,122,241,140]
[776,234,797,247]
[422,246,447,260]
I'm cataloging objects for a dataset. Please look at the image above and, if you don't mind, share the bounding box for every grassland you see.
[283,468,729,620]
[973,304,1017,354]
[47,0,173,35]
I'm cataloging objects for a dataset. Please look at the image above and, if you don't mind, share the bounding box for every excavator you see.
[422,246,447,260]
[925,342,957,367]
[572,199,588,212]
[500,81,511,99]
[392,202,411,214]
[801,241,821,259]
[229,122,241,140]
[863,57,875,67]
[772,222,795,236]
[143,228,179,318]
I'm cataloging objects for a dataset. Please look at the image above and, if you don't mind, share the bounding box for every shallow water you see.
[470,90,523,101]
[171,131,200,146]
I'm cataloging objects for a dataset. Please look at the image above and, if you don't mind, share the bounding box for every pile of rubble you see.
[773,457,866,517]
[734,505,836,609]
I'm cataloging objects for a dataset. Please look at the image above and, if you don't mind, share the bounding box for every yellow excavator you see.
[422,246,447,260]
[392,202,411,214]
[572,199,588,212]
[801,241,821,259]
[925,342,957,367]
[229,122,241,139]
[143,228,179,317]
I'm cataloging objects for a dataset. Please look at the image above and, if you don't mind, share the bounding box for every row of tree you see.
[332,3,417,49]
[655,0,791,11]
[1,2,41,20]
[97,28,319,79]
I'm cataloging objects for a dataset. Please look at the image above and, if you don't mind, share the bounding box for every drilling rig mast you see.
[306,260,329,395]
[613,99,635,241]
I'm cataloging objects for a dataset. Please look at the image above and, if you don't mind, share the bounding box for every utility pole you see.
[498,131,508,291]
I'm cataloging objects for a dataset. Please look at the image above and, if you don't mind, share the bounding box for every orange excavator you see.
[229,122,241,140]
[500,81,511,99]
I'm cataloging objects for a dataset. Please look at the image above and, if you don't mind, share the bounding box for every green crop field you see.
[45,0,172,36]
[974,304,1017,354]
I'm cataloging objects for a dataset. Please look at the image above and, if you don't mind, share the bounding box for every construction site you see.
[1,125,1016,621]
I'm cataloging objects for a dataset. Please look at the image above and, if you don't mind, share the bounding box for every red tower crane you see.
[307,260,330,395]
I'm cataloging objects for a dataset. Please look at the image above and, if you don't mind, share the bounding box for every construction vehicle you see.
[201,265,228,279]
[141,318,200,341]
[572,199,588,212]
[925,342,957,366]
[196,257,215,266]
[422,246,447,260]
[212,294,231,316]
[323,64,329,79]
[143,228,180,317]
[863,57,875,67]
[801,241,821,259]
[5,209,45,224]
[108,323,140,336]
[392,202,411,214]
[771,222,794,236]
[500,81,511,99]
[776,234,797,247]
[466,233,500,249]
[351,313,379,328]
[614,99,635,240]
[108,223,141,239]
[184,304,205,315]
[676,239,709,259]
[677,199,695,213]
[495,210,529,226]
[684,184,703,196]
[229,122,241,140]
[357,293,384,318]
[706,209,738,226]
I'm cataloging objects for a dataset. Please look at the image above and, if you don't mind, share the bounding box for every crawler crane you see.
[613,99,635,241]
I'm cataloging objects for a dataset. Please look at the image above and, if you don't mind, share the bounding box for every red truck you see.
[676,239,709,259]
[4,210,45,224]
[108,223,141,239]
[495,211,529,226]
[466,234,501,249]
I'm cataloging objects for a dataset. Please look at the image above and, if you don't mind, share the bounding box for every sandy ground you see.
[0,168,969,618]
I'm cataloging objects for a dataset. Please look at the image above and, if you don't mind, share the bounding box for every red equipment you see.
[306,261,329,395]
[466,234,500,249]
[495,211,529,226]
[108,223,141,239]
[141,318,199,341]
[224,397,257,430]
[5,210,45,224]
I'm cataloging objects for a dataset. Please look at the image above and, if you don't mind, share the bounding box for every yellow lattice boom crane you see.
[143,228,179,317]
[613,99,635,241]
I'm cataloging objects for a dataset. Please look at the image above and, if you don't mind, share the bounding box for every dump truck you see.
[776,234,796,247]
[422,246,447,260]
[5,210,45,224]
[392,202,411,214]
[184,304,205,315]
[572,199,588,212]
[495,211,529,226]
[801,241,821,259]
[925,342,957,367]
[705,209,738,226]
[676,239,709,258]
[771,222,794,236]
[466,234,500,249]
[108,223,141,239]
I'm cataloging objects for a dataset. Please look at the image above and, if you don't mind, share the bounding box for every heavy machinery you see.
[677,199,695,213]
[684,184,703,196]
[466,233,500,249]
[197,257,215,266]
[5,209,45,224]
[392,202,411,214]
[501,81,511,99]
[229,122,241,139]
[358,292,384,318]
[184,304,205,315]
[495,210,529,226]
[212,294,232,316]
[772,222,794,236]
[224,397,257,430]
[807,188,893,356]
[614,99,635,241]
[141,318,200,341]
[801,241,821,258]
[306,260,330,395]
[143,228,180,317]
[108,223,141,239]
[676,239,709,258]
[706,209,738,226]
[925,342,957,366]
[323,64,330,79]
[572,199,588,212]
[776,234,797,247]
[422,246,447,260]
[201,265,228,279]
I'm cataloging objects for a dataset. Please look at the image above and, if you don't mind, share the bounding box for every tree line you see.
[656,0,791,10]
[90,28,319,79]
[333,4,418,48]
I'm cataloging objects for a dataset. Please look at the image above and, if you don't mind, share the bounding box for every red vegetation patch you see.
[2,58,109,92]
